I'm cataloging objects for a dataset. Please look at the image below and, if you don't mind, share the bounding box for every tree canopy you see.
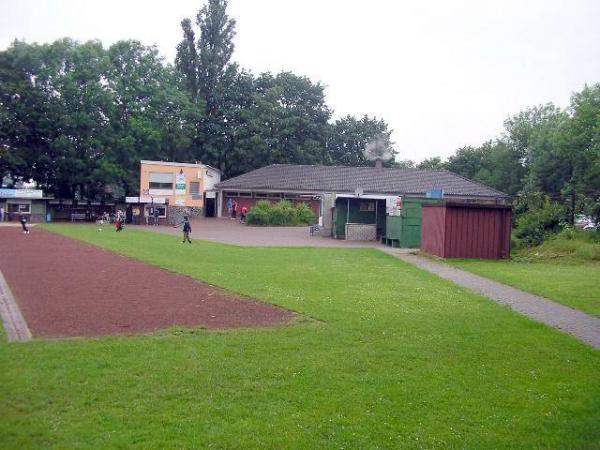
[420,86,600,224]
[1,0,598,230]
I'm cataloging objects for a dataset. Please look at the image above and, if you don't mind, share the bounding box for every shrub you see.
[245,200,315,226]
[295,203,315,224]
[246,200,271,225]
[514,198,565,246]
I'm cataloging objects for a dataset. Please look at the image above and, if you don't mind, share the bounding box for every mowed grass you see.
[0,224,599,449]
[448,259,600,318]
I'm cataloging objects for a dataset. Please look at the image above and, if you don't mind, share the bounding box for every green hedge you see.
[246,200,315,226]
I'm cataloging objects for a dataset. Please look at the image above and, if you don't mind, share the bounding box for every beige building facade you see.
[139,160,221,209]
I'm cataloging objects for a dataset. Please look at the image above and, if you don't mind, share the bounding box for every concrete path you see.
[0,271,32,342]
[133,218,386,248]
[382,249,600,349]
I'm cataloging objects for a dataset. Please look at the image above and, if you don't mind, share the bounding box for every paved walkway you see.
[382,250,600,349]
[0,271,32,342]
[134,218,387,248]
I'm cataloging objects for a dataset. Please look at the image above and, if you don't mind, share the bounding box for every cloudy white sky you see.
[1,0,599,162]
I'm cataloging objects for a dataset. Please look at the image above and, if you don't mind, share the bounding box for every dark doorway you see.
[204,193,216,217]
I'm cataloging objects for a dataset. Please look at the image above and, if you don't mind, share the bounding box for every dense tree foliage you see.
[0,39,199,198]
[420,86,600,227]
[1,0,597,235]
[0,0,396,197]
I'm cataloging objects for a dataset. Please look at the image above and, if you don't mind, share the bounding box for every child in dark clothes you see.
[174,216,192,243]
[19,214,30,234]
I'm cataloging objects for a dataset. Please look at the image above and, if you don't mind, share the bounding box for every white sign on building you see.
[386,196,403,216]
[175,172,186,196]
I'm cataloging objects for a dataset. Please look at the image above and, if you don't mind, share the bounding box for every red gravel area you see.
[0,228,294,338]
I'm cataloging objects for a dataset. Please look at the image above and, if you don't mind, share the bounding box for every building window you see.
[190,182,201,200]
[149,181,173,190]
[156,206,167,218]
[224,191,239,197]
[149,172,174,191]
[237,192,252,197]
[148,206,167,218]
[254,192,268,198]
[8,203,31,214]
[360,201,375,212]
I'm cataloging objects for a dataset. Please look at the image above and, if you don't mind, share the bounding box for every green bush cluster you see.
[513,227,600,262]
[514,198,565,246]
[246,200,315,226]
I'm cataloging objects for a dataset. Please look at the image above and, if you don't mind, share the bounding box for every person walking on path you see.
[174,215,192,243]
[226,198,234,219]
[0,206,4,222]
[19,214,29,234]
[232,200,237,220]
[240,206,248,223]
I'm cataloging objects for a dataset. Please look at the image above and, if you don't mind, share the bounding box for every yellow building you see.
[134,160,221,219]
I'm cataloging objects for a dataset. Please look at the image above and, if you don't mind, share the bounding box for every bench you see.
[71,213,87,222]
[382,237,400,248]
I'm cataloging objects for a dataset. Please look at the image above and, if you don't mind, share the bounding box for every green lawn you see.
[1,224,599,449]
[448,259,600,318]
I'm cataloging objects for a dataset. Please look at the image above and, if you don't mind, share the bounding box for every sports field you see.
[1,224,599,448]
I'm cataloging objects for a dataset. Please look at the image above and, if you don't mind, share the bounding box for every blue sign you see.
[426,189,444,199]
[0,189,43,199]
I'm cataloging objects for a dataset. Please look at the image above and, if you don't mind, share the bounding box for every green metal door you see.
[384,198,441,248]
[399,200,422,248]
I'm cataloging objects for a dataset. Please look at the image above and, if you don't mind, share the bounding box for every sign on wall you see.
[175,172,186,196]
[0,189,43,199]
[386,196,403,216]
[426,189,444,199]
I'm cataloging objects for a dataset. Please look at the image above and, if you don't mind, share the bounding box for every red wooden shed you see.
[421,203,512,259]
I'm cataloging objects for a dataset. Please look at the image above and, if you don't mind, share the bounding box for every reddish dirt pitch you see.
[0,228,294,338]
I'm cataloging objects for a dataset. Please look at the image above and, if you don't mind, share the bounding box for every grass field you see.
[1,224,599,449]
[448,259,600,318]
[449,231,600,318]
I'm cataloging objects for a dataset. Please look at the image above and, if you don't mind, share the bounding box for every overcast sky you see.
[1,0,599,162]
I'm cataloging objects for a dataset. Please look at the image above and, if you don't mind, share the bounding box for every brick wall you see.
[345,223,377,241]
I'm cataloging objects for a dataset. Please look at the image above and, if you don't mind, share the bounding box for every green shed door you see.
[399,201,422,248]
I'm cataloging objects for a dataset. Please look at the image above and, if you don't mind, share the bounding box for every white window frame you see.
[8,200,31,214]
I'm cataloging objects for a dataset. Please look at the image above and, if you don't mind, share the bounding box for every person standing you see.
[19,214,29,234]
[115,213,124,232]
[132,207,140,225]
[174,215,192,244]
[240,206,248,223]
[231,200,237,220]
[226,198,234,219]
[153,207,160,225]
[0,206,4,222]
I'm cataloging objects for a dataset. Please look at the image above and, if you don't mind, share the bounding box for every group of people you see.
[226,198,248,223]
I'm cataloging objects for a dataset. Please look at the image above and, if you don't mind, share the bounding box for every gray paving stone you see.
[382,250,600,349]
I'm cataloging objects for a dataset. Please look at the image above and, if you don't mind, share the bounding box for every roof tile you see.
[216,164,508,198]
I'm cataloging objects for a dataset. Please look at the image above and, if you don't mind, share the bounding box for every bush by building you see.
[246,200,315,226]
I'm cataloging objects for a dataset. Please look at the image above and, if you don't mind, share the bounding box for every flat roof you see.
[140,160,221,173]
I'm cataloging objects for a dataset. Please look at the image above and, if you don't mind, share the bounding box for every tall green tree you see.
[327,115,394,166]
[175,18,199,99]
[417,157,446,170]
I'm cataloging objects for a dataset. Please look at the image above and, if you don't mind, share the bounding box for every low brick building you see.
[0,189,49,223]
[215,164,510,246]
